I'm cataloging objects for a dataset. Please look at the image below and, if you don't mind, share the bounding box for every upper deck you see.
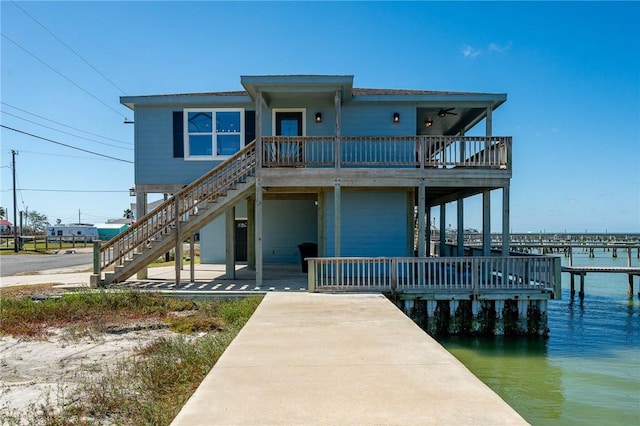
[258,134,511,202]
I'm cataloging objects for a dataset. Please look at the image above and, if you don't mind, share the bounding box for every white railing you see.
[261,136,511,169]
[308,256,558,296]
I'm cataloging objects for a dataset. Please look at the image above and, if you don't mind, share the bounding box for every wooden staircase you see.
[93,142,256,285]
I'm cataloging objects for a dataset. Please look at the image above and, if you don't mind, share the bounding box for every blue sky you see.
[1,1,638,233]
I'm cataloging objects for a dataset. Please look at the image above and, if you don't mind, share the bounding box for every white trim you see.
[183,108,245,161]
[271,108,306,136]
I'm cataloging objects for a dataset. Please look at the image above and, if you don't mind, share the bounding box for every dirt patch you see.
[0,324,179,418]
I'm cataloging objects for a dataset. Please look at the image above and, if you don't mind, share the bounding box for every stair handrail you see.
[97,141,256,274]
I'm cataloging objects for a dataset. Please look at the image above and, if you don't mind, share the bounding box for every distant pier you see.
[455,233,640,301]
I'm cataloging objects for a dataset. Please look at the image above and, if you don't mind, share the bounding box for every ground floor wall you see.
[199,199,317,264]
[323,189,410,257]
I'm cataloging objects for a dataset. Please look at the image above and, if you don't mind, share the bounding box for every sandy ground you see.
[0,324,179,421]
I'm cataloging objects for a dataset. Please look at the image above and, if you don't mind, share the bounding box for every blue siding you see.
[341,104,415,136]
[324,190,408,257]
[263,200,317,263]
[135,104,251,185]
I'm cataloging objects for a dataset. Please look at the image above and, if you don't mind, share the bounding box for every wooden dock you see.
[561,265,640,299]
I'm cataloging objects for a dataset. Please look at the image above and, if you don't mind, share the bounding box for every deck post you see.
[404,299,414,315]
[628,274,634,298]
[482,190,491,256]
[517,299,528,333]
[537,300,548,335]
[247,196,255,269]
[449,300,460,334]
[307,260,316,292]
[318,191,326,256]
[174,195,181,287]
[471,300,482,333]
[570,273,576,298]
[136,189,148,280]
[494,300,505,335]
[334,90,342,170]
[502,186,510,256]
[90,240,101,287]
[190,234,195,283]
[225,206,236,279]
[439,204,446,256]
[256,179,263,286]
[457,197,464,256]
[334,179,341,257]
[418,181,426,257]
[579,272,585,300]
[256,89,262,170]
[426,300,437,335]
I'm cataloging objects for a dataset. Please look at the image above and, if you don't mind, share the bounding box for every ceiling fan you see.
[437,108,457,117]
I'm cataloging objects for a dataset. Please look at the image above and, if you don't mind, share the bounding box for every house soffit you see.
[241,75,354,105]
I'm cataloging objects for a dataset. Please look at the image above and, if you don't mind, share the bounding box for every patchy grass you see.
[0,288,262,425]
[0,287,196,338]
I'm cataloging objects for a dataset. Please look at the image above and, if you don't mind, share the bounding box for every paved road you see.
[0,252,93,277]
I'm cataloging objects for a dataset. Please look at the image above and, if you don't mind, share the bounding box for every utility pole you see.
[78,209,81,224]
[11,150,18,252]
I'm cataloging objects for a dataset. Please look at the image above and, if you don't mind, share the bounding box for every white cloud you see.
[488,41,513,53]
[461,44,481,58]
[462,41,512,58]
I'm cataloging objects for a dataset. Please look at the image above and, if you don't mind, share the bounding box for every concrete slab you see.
[171,292,528,425]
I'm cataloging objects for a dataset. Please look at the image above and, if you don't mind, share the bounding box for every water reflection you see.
[439,336,564,423]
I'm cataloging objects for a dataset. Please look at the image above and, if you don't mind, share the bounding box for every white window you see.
[184,108,244,161]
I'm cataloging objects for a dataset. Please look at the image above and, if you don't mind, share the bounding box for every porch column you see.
[427,207,432,256]
[418,181,426,257]
[318,191,326,257]
[335,90,342,169]
[334,180,341,257]
[174,195,181,286]
[439,203,446,256]
[457,196,464,256]
[136,190,148,279]
[502,186,510,256]
[247,196,255,269]
[485,105,493,137]
[256,89,263,169]
[189,234,195,283]
[255,180,263,285]
[225,206,236,279]
[483,190,491,256]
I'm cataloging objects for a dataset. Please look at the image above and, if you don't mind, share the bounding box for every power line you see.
[16,149,124,161]
[1,125,134,164]
[10,0,127,95]
[1,33,126,119]
[16,189,129,193]
[2,110,132,150]
[1,102,130,145]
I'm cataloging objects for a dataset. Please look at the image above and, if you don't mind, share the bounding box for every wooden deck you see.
[562,265,640,299]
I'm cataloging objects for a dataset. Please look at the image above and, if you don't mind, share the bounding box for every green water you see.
[438,254,640,425]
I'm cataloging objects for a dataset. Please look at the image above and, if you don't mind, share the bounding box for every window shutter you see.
[173,111,184,158]
[244,110,256,144]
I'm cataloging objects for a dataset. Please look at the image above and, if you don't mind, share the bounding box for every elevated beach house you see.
[92,75,559,334]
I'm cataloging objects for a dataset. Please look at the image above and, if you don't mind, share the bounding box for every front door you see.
[275,111,303,136]
[273,111,303,165]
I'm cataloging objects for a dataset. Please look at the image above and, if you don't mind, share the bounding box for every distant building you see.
[46,223,99,241]
[95,223,130,241]
[0,219,12,234]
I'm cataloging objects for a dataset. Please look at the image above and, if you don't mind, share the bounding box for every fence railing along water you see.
[308,256,559,296]
[261,136,511,168]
